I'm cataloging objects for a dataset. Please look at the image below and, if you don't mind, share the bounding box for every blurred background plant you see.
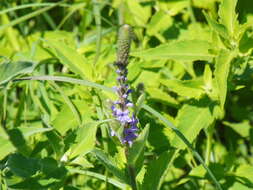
[0,0,253,189]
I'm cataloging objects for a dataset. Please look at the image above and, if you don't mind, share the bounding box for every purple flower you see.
[111,54,138,146]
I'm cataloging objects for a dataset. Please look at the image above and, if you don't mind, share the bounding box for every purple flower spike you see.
[110,34,139,146]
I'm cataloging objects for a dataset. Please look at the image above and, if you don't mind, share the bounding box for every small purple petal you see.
[126,89,132,94]
[114,100,120,104]
[126,102,133,107]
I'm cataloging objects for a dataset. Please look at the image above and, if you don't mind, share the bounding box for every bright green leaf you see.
[0,60,35,85]
[218,0,238,36]
[132,40,215,62]
[160,79,204,99]
[171,98,214,149]
[214,49,235,110]
[141,150,176,190]
[46,40,93,80]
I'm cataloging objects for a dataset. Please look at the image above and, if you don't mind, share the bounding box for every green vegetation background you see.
[0,0,252,189]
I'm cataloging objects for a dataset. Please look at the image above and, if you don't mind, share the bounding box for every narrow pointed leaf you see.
[218,0,238,36]
[214,49,235,110]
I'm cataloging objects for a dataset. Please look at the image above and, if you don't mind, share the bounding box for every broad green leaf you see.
[160,79,204,99]
[229,182,252,190]
[0,60,34,85]
[229,164,253,190]
[218,0,238,36]
[7,153,40,178]
[141,150,176,190]
[92,149,126,182]
[128,125,149,166]
[171,98,214,149]
[46,40,93,80]
[52,100,92,135]
[68,122,98,159]
[223,121,251,137]
[146,87,179,108]
[131,40,215,62]
[134,70,159,87]
[214,49,235,110]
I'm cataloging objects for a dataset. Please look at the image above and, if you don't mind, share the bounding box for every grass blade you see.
[14,75,114,93]
[0,2,62,31]
[68,168,127,189]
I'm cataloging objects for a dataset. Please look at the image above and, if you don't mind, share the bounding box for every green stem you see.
[205,131,212,165]
[125,147,137,190]
[188,0,196,23]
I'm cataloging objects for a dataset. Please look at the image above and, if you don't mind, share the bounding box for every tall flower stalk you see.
[111,24,138,190]
[111,24,138,146]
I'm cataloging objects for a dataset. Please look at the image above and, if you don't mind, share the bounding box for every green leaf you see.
[52,100,92,135]
[128,125,149,166]
[0,60,34,85]
[0,137,16,160]
[160,79,204,99]
[146,87,179,108]
[18,126,53,138]
[218,0,238,36]
[203,12,229,40]
[229,182,252,190]
[7,153,40,178]
[46,40,93,80]
[171,98,214,149]
[141,150,176,190]
[142,104,222,190]
[223,121,251,137]
[92,149,126,182]
[126,0,151,26]
[0,125,52,160]
[239,29,253,54]
[131,40,215,62]
[146,11,173,36]
[214,49,235,110]
[235,164,253,183]
[68,122,98,159]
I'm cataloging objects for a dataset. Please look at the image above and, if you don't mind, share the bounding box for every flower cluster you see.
[110,24,138,146]
[111,65,138,146]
